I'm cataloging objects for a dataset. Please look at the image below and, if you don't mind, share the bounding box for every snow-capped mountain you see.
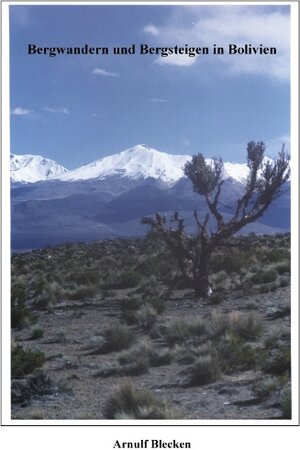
[10,154,68,183]
[54,144,249,184]
[222,162,249,183]
[56,144,190,184]
[10,145,276,186]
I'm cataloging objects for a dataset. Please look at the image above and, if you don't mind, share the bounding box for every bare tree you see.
[142,141,290,298]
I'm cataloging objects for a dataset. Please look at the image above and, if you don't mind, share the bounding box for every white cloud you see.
[43,107,69,114]
[11,107,32,116]
[150,97,168,103]
[92,68,118,77]
[144,24,160,36]
[154,53,197,67]
[144,6,290,81]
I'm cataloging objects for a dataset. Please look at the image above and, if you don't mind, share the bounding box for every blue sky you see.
[10,3,290,169]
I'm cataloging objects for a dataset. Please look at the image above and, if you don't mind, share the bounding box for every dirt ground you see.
[11,285,291,421]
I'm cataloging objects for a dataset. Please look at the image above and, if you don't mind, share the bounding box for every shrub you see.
[135,304,158,331]
[262,269,278,283]
[119,348,150,375]
[11,345,45,378]
[30,326,44,340]
[122,293,165,322]
[144,296,166,314]
[103,381,179,419]
[149,347,175,367]
[121,297,141,311]
[11,283,32,329]
[33,280,65,308]
[228,311,263,341]
[252,375,287,401]
[11,371,54,404]
[67,284,98,301]
[210,270,228,285]
[29,273,47,296]
[121,297,142,324]
[275,262,290,275]
[33,296,53,309]
[251,269,277,285]
[119,343,174,372]
[137,254,176,281]
[216,332,261,373]
[91,322,135,354]
[122,309,138,326]
[267,248,289,263]
[279,276,290,287]
[94,364,121,378]
[25,371,53,396]
[263,344,290,375]
[66,269,100,285]
[163,319,191,346]
[188,318,207,337]
[135,275,161,296]
[175,343,207,365]
[47,281,65,301]
[209,292,224,305]
[102,270,142,290]
[11,305,32,329]
[206,311,229,340]
[280,386,291,419]
[11,281,27,303]
[259,282,278,293]
[209,250,254,275]
[189,354,220,386]
[162,317,208,347]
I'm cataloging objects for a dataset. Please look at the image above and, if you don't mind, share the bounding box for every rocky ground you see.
[11,276,291,421]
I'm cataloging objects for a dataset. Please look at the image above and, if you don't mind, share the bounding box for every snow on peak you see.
[56,144,251,184]
[10,153,68,183]
[57,144,191,184]
[12,145,275,185]
[222,161,249,183]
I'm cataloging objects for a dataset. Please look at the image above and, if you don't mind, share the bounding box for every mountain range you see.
[11,144,251,185]
[10,153,68,183]
[10,144,290,250]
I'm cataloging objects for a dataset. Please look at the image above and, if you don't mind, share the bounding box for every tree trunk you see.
[193,248,212,298]
[194,272,210,298]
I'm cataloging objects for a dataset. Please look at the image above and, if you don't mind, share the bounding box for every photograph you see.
[3,0,298,429]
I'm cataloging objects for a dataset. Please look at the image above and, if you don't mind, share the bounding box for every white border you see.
[1,0,299,435]
[2,0,12,427]
[289,0,299,428]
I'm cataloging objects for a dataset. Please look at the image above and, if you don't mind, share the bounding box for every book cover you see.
[2,0,299,447]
